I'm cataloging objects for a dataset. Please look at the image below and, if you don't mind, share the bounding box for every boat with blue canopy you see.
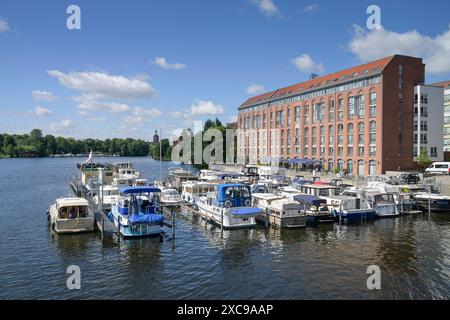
[293,194,335,224]
[197,183,261,229]
[108,186,164,238]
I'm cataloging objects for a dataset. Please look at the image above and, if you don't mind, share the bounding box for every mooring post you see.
[265,207,269,228]
[101,216,104,242]
[221,210,224,233]
[171,209,175,239]
[428,196,431,214]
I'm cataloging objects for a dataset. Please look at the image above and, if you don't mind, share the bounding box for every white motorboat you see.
[48,198,94,233]
[196,183,261,229]
[253,193,306,228]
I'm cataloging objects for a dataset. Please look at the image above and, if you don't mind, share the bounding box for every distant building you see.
[237,55,426,175]
[429,81,450,152]
[413,85,444,162]
[152,130,160,144]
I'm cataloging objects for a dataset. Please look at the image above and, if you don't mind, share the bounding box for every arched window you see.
[328,159,334,171]
[347,160,354,174]
[370,92,377,116]
[348,96,355,118]
[337,159,344,172]
[358,94,365,118]
[369,160,376,175]
[358,160,364,176]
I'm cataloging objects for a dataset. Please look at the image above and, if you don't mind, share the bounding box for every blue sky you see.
[1,0,449,140]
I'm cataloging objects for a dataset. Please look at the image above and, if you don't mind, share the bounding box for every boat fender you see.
[224,200,232,208]
[155,206,160,213]
[245,199,251,207]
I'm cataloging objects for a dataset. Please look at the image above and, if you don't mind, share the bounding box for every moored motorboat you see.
[196,183,260,229]
[48,197,94,233]
[292,194,335,224]
[108,186,164,237]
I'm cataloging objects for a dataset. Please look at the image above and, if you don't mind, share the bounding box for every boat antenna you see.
[159,127,162,182]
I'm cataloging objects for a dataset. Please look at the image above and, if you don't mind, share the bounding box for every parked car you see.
[425,162,450,175]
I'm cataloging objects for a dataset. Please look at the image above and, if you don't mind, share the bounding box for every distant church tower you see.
[152,130,160,144]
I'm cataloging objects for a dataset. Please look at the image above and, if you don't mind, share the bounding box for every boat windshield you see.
[374,194,394,203]
[59,205,88,219]
[224,186,250,198]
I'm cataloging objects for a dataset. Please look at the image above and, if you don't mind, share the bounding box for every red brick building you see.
[237,55,425,175]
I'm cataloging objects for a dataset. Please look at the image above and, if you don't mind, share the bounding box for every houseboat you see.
[168,167,199,192]
[181,181,216,204]
[196,184,261,229]
[252,193,307,228]
[108,186,164,237]
[48,198,94,233]
[292,194,335,224]
[113,162,141,179]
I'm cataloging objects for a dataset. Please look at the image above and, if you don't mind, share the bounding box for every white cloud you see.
[246,83,265,95]
[76,98,130,113]
[34,106,53,117]
[153,57,187,70]
[190,99,225,116]
[49,119,74,133]
[0,18,9,33]
[251,0,279,17]
[47,70,157,100]
[122,107,163,127]
[32,90,58,102]
[304,4,319,14]
[27,106,53,117]
[292,54,324,73]
[348,24,450,75]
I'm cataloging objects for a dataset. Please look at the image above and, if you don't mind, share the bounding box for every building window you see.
[347,160,354,174]
[358,160,364,176]
[358,122,365,145]
[338,124,344,145]
[348,146,353,156]
[358,146,364,156]
[263,113,267,129]
[295,106,300,123]
[338,98,344,121]
[304,128,309,146]
[320,126,325,146]
[370,146,376,156]
[305,106,310,124]
[328,159,334,171]
[329,125,334,145]
[312,126,317,145]
[431,147,437,157]
[369,160,376,175]
[370,92,376,117]
[280,129,285,154]
[338,147,343,157]
[320,103,326,122]
[358,94,365,118]
[337,159,344,172]
[348,96,355,118]
[348,123,354,145]
[329,100,335,121]
[270,111,274,128]
[329,147,334,156]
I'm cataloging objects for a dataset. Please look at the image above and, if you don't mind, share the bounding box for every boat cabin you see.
[300,184,341,197]
[118,186,161,215]
[56,198,89,219]
[211,184,252,208]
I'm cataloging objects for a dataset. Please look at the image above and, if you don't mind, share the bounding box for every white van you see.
[425,162,450,175]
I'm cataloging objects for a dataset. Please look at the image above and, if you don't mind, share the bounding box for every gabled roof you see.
[239,55,396,110]
[429,80,450,90]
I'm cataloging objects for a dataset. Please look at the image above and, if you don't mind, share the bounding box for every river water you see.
[0,157,449,299]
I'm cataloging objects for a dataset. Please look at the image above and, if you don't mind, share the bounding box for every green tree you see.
[417,149,432,170]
